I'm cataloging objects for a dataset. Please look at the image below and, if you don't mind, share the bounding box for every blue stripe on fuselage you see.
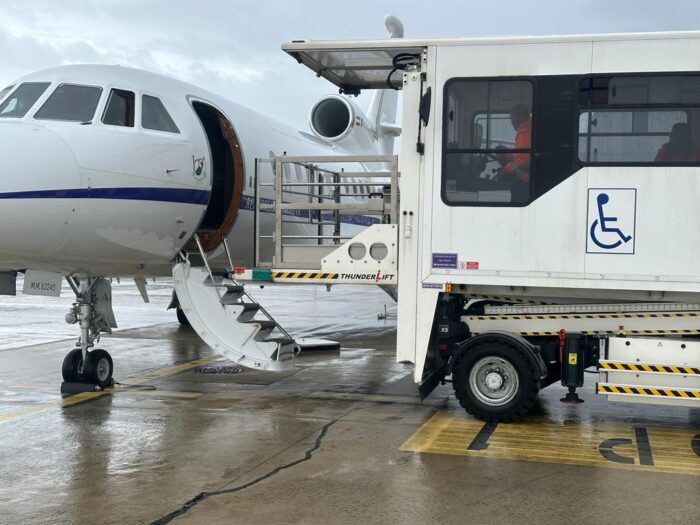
[0,188,380,227]
[0,187,210,205]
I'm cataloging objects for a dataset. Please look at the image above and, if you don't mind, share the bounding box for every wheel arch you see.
[448,331,548,381]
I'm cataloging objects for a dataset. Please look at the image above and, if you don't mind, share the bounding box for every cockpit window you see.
[35,83,102,122]
[0,85,15,102]
[142,95,179,133]
[102,89,135,127]
[0,82,50,118]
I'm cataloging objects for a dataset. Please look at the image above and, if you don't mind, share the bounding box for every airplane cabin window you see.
[142,95,180,133]
[35,84,103,122]
[0,82,50,118]
[102,89,135,127]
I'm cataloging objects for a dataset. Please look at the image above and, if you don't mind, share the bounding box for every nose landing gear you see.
[61,276,116,390]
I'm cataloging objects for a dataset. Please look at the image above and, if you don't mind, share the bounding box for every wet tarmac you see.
[0,283,698,524]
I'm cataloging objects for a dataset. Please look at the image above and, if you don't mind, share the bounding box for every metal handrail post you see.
[274,156,284,266]
[254,158,260,266]
[390,155,399,223]
[194,234,223,302]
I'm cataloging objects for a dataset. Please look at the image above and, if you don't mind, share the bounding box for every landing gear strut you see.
[62,276,116,388]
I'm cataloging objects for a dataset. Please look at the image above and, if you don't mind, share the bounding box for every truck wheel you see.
[452,340,540,422]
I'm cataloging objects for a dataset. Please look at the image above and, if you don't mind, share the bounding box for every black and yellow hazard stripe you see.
[271,271,339,280]
[598,384,700,399]
[472,329,700,337]
[599,361,700,375]
[469,312,700,321]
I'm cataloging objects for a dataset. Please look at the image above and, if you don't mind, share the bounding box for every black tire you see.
[452,339,540,423]
[83,349,114,388]
[62,349,85,383]
[176,307,190,326]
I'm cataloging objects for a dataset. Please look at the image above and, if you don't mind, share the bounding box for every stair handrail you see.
[221,235,296,357]
[193,234,223,302]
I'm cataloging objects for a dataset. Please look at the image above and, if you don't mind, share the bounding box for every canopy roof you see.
[282,39,424,92]
[282,31,700,92]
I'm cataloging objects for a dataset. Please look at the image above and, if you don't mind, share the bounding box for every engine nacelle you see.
[309,95,378,152]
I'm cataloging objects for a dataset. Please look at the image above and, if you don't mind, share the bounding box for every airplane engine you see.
[309,95,378,152]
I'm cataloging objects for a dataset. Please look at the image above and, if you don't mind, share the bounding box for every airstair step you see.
[204,273,234,286]
[188,253,205,267]
[246,320,277,331]
[221,295,243,306]
[172,262,295,372]
[241,302,260,312]
[220,286,245,304]
[265,336,296,347]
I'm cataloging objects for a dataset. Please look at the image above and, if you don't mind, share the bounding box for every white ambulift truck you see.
[249,30,700,422]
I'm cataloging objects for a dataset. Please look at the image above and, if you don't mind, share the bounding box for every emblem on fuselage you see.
[192,155,206,180]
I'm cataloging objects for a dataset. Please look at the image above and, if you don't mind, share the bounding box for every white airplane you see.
[0,16,403,388]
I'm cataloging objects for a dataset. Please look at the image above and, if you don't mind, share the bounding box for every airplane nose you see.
[0,121,81,260]
[0,121,80,195]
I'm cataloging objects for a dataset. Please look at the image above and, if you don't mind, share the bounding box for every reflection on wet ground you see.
[0,283,698,524]
[0,278,396,351]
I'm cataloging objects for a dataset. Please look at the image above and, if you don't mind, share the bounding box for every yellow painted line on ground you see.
[400,410,700,476]
[0,355,219,425]
[119,355,220,384]
[0,391,105,424]
[117,389,202,399]
[307,391,448,406]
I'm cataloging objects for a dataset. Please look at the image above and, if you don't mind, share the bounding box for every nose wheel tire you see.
[62,349,85,383]
[83,349,114,388]
[452,340,541,423]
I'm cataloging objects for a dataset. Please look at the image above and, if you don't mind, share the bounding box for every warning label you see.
[459,261,479,270]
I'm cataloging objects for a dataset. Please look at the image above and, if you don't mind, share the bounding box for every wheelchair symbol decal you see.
[586,189,636,254]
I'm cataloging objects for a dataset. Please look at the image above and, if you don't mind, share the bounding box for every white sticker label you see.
[586,188,637,255]
[22,270,63,297]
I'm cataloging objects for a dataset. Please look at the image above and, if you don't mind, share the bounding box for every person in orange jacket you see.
[496,104,532,201]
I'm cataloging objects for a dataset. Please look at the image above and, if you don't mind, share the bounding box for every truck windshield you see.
[0,82,51,118]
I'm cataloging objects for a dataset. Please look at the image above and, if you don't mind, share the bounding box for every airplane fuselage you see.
[0,65,353,277]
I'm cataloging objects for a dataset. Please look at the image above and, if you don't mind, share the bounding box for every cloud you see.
[0,0,698,127]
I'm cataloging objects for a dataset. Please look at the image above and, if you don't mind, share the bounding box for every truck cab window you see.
[142,95,179,133]
[102,89,135,127]
[443,79,533,205]
[34,84,102,122]
[0,82,50,118]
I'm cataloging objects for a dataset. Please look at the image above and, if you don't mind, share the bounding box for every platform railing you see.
[254,155,398,269]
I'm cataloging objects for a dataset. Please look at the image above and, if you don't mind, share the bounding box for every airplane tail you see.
[366,89,399,157]
[366,15,404,156]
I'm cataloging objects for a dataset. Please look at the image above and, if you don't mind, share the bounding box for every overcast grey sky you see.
[1,0,698,128]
